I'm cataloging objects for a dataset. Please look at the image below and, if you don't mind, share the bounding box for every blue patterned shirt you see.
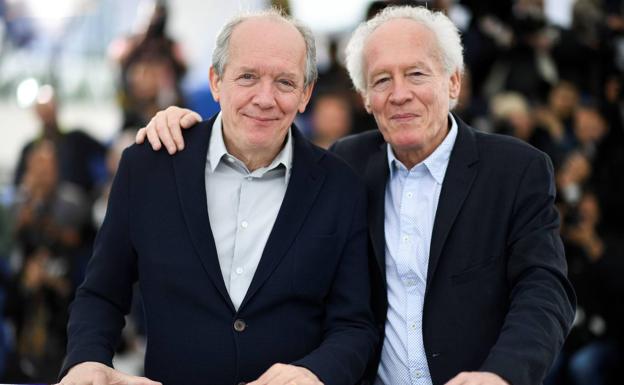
[376,115,458,385]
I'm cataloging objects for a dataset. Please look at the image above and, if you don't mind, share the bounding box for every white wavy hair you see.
[345,6,464,107]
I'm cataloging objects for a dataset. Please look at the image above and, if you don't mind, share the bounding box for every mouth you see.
[390,113,419,122]
[243,114,279,123]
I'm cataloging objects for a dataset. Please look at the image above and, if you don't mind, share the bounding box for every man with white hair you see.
[59,9,377,385]
[137,6,575,385]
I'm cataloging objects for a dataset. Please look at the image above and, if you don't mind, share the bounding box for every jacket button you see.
[234,319,246,332]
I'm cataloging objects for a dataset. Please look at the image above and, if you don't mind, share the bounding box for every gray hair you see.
[211,9,317,88]
[345,6,464,102]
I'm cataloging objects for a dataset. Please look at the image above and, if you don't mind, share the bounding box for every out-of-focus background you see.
[0,0,622,384]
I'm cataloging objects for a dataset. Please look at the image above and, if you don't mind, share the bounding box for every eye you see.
[408,71,425,78]
[236,73,257,85]
[373,77,389,86]
[370,76,391,91]
[276,79,296,91]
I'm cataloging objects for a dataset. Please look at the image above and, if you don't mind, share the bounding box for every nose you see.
[388,78,412,105]
[252,80,277,109]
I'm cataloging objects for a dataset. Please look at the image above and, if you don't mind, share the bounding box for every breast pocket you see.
[292,235,341,299]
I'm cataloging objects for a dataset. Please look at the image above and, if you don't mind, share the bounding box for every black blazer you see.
[62,117,378,385]
[332,116,576,385]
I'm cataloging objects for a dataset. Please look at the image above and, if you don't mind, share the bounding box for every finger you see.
[135,127,147,144]
[125,374,163,385]
[154,111,177,154]
[93,369,108,385]
[444,372,468,385]
[145,118,162,151]
[165,108,184,151]
[262,370,298,385]
[248,363,284,385]
[180,111,203,128]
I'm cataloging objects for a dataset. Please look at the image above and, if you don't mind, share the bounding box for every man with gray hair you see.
[59,9,377,385]
[137,5,575,385]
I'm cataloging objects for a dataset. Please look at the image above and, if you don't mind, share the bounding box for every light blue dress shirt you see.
[376,115,458,385]
[205,113,292,310]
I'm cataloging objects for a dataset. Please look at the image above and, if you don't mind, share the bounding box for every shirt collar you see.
[387,113,458,184]
[207,112,293,182]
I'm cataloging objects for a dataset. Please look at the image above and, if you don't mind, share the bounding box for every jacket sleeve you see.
[292,184,379,385]
[59,149,138,379]
[480,152,576,385]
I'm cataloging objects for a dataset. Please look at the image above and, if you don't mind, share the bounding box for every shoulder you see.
[329,130,385,173]
[332,130,384,156]
[124,120,211,164]
[295,133,366,191]
[469,126,551,169]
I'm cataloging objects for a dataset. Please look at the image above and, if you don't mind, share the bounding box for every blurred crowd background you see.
[0,0,622,384]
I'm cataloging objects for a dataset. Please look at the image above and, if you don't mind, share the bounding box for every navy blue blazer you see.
[331,116,576,385]
[62,117,378,385]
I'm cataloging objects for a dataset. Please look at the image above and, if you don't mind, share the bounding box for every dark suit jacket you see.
[331,116,576,385]
[61,117,378,385]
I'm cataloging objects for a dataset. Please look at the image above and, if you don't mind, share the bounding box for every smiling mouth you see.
[244,114,278,122]
[390,113,418,122]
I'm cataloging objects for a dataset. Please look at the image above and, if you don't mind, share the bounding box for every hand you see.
[57,361,162,385]
[247,363,323,385]
[135,106,202,154]
[445,371,510,385]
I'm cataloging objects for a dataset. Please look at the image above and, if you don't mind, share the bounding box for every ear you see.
[448,69,461,100]
[209,66,221,102]
[298,82,315,113]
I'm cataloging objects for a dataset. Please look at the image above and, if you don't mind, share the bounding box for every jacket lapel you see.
[426,118,479,287]
[365,140,389,286]
[172,117,235,311]
[240,128,325,308]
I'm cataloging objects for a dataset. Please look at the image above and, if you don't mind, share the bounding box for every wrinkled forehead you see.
[227,17,307,72]
[363,18,442,72]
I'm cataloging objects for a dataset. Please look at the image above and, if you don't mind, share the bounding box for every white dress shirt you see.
[205,113,292,310]
[376,115,458,385]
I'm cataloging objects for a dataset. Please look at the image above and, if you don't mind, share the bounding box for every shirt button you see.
[227,157,235,163]
[241,221,249,229]
[234,319,246,332]
[402,235,409,242]
[235,267,244,275]
[406,192,413,198]
[410,322,418,330]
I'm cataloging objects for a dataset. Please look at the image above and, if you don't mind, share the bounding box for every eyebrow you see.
[369,62,433,78]
[237,66,300,80]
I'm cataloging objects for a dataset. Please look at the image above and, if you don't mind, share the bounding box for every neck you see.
[393,121,450,170]
[393,148,430,170]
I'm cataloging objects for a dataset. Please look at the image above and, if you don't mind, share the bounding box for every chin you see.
[390,132,423,149]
